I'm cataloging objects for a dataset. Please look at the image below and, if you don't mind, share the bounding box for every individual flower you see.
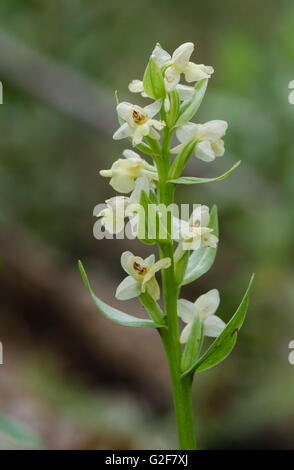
[151,42,214,92]
[178,289,225,344]
[113,100,165,147]
[97,196,137,235]
[128,79,195,112]
[116,251,171,301]
[172,120,228,162]
[99,149,158,193]
[174,206,218,260]
[97,177,153,235]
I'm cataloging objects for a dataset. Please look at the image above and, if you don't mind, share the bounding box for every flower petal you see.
[200,120,228,140]
[144,99,162,118]
[110,175,135,193]
[151,45,171,68]
[211,139,225,157]
[177,299,195,324]
[176,122,197,144]
[123,149,142,160]
[113,123,132,141]
[204,315,226,337]
[195,140,215,162]
[164,66,180,92]
[116,102,131,120]
[180,322,193,344]
[172,42,194,70]
[184,63,214,82]
[194,289,220,319]
[176,84,195,102]
[120,251,134,274]
[145,254,156,265]
[115,275,142,300]
[189,205,210,228]
[128,80,144,93]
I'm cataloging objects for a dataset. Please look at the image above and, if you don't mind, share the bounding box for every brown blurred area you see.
[1,0,294,449]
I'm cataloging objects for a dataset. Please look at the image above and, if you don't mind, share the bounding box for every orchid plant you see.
[79,42,254,450]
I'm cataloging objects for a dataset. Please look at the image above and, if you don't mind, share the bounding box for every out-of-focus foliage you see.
[1,0,294,449]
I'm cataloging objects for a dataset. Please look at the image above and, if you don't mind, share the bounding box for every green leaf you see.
[181,316,204,374]
[182,274,255,377]
[143,58,165,100]
[169,161,241,185]
[79,261,164,328]
[0,414,42,448]
[182,205,218,286]
[174,79,208,128]
[168,138,197,180]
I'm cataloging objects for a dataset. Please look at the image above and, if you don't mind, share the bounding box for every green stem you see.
[155,124,197,450]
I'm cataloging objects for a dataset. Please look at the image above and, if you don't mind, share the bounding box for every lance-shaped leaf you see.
[143,58,165,100]
[182,274,255,377]
[174,79,208,128]
[79,261,164,328]
[181,315,204,374]
[182,205,218,286]
[169,161,241,185]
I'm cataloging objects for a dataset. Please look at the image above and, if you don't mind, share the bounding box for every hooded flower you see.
[174,206,218,260]
[151,42,214,92]
[113,100,165,147]
[97,196,137,235]
[172,120,228,162]
[100,149,158,193]
[116,251,171,301]
[97,177,153,235]
[178,289,225,343]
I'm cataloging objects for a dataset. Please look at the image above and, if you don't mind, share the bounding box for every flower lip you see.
[133,261,147,275]
[132,109,147,125]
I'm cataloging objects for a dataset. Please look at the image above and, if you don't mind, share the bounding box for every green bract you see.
[174,79,208,128]
[79,261,165,328]
[169,161,241,185]
[181,274,255,376]
[143,58,165,100]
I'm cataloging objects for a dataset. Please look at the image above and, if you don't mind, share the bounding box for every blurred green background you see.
[0,0,294,449]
